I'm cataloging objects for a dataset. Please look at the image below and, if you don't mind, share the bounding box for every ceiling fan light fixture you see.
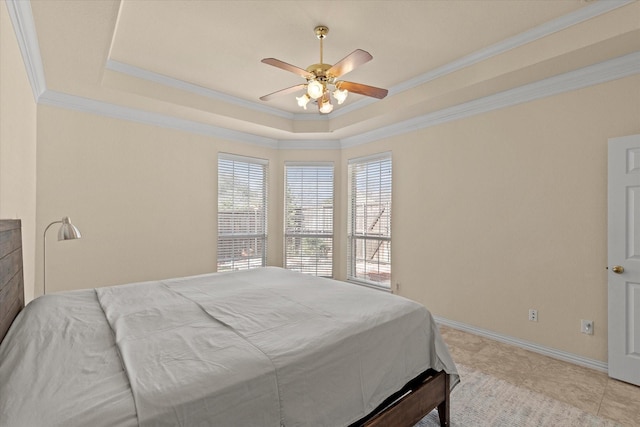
[307,80,324,100]
[333,87,348,105]
[296,93,311,109]
[318,94,333,114]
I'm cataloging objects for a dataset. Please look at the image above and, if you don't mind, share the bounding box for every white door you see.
[608,134,640,386]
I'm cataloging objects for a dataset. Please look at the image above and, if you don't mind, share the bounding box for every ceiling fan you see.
[260,25,388,114]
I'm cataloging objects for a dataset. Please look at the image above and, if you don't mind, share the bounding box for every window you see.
[348,153,392,288]
[284,163,334,277]
[217,153,267,271]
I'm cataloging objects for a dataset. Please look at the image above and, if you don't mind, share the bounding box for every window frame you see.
[217,153,268,272]
[284,161,334,277]
[347,152,392,289]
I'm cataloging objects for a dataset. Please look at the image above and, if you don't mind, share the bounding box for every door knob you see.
[611,265,624,274]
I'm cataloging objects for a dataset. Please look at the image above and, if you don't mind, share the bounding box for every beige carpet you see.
[417,364,621,427]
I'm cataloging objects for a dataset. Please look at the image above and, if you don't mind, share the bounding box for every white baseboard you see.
[434,316,608,373]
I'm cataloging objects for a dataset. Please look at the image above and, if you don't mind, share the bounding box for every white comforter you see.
[0,267,458,427]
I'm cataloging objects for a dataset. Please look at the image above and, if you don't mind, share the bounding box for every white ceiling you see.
[21,0,640,144]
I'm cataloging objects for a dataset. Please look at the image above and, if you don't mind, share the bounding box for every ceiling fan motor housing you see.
[306,63,332,81]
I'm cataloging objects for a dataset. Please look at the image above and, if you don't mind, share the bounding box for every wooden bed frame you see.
[0,219,449,426]
[0,219,24,342]
[354,369,450,426]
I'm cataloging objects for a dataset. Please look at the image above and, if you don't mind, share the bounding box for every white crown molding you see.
[277,139,342,150]
[330,0,636,119]
[341,51,640,148]
[106,60,332,123]
[38,90,279,148]
[5,0,46,101]
[33,51,640,150]
[434,315,608,372]
[38,88,339,150]
[105,60,294,120]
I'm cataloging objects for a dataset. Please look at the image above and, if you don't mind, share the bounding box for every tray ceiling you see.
[19,0,640,144]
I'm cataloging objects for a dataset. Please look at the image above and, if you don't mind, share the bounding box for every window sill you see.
[347,280,392,293]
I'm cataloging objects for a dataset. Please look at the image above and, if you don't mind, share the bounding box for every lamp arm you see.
[43,220,62,296]
[44,220,62,238]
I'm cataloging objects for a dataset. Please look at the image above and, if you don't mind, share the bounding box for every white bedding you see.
[0,267,458,427]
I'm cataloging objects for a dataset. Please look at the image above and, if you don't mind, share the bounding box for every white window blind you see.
[284,163,334,277]
[217,154,267,271]
[348,153,392,287]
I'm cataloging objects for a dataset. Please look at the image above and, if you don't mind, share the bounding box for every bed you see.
[0,219,458,426]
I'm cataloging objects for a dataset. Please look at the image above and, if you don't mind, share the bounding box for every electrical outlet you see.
[528,309,538,322]
[581,319,594,335]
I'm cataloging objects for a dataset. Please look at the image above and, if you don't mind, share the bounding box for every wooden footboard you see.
[351,369,450,427]
[0,220,24,344]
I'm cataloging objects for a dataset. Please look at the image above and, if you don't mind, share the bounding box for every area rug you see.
[416,364,620,427]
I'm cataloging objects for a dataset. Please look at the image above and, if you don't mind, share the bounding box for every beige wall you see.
[35,106,279,293]
[343,74,640,362]
[35,108,350,292]
[0,2,37,302]
[34,73,640,363]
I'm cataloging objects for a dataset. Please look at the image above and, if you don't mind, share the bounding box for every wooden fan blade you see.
[260,84,306,101]
[338,81,388,99]
[327,49,373,78]
[261,58,314,79]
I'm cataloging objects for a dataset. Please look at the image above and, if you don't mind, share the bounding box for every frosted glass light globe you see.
[307,80,324,100]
